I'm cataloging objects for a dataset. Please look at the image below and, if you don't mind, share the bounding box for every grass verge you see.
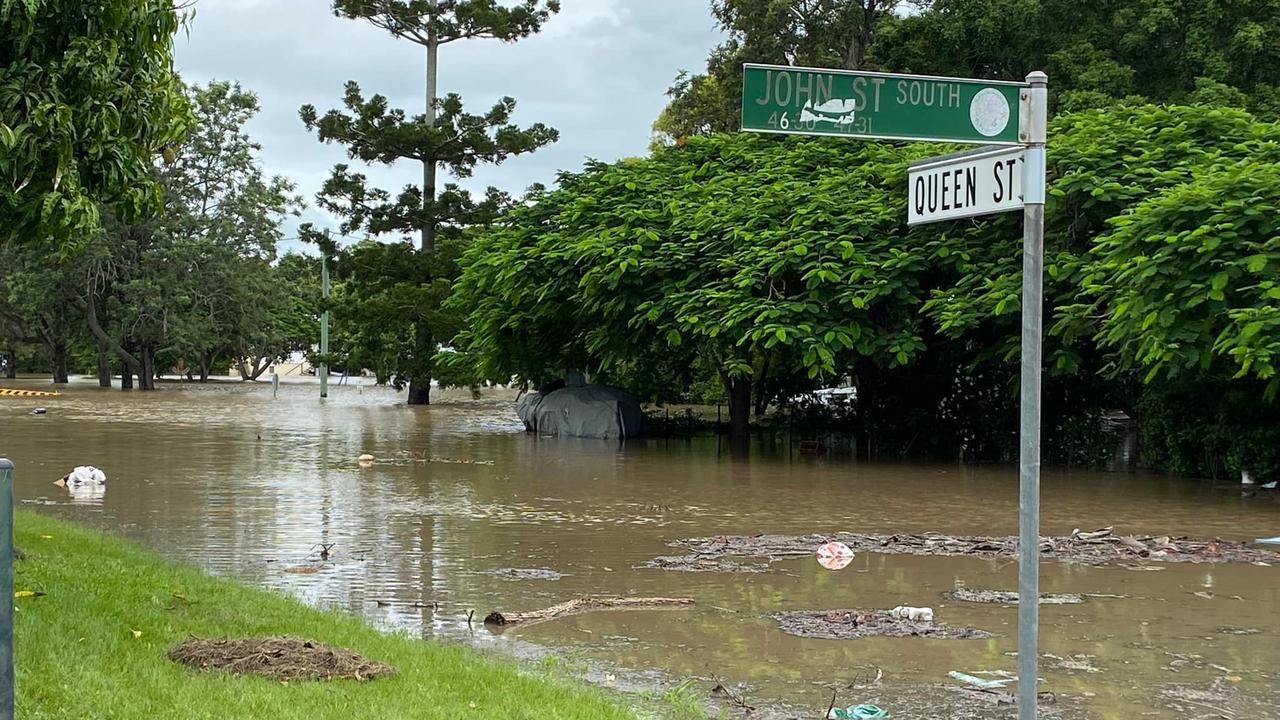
[13,511,640,720]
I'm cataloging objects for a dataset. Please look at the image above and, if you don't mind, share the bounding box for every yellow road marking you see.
[0,388,61,398]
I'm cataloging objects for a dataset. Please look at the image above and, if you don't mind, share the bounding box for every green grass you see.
[12,512,641,720]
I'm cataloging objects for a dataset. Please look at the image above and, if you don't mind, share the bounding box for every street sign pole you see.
[0,458,14,720]
[320,252,330,400]
[1017,70,1048,720]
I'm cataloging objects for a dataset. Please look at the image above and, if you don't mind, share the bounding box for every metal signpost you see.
[0,458,14,720]
[743,65,1048,720]
[320,253,330,400]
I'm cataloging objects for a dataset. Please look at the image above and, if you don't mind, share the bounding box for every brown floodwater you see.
[1,379,1278,718]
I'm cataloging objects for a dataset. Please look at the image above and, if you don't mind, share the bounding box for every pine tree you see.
[301,0,560,403]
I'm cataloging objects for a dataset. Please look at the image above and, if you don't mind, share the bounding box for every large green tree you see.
[0,0,190,251]
[79,82,301,389]
[655,0,901,145]
[456,103,1280,473]
[301,0,560,404]
[658,0,1280,144]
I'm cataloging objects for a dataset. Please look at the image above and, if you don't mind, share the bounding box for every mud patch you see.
[168,636,397,682]
[773,609,993,640]
[486,567,564,581]
[944,588,1084,605]
[656,527,1276,569]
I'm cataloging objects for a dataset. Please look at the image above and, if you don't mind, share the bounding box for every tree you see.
[873,0,1280,116]
[301,0,560,404]
[80,81,301,389]
[451,134,932,440]
[654,0,903,144]
[457,102,1279,473]
[659,0,1280,143]
[0,0,190,252]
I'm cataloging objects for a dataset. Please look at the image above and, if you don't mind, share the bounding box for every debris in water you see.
[816,541,855,570]
[168,636,397,681]
[772,609,993,640]
[652,528,1275,570]
[485,568,565,581]
[641,555,770,573]
[944,588,1084,605]
[484,596,694,627]
[55,465,106,488]
[948,671,1012,689]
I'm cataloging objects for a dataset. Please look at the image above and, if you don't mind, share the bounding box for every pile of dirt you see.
[944,588,1084,605]
[167,636,397,682]
[652,527,1276,571]
[773,609,993,640]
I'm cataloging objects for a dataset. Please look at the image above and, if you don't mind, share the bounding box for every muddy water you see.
[2,380,1278,718]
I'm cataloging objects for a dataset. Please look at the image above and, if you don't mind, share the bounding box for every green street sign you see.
[741,64,1026,145]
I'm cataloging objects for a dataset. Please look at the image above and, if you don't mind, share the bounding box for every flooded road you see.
[2,380,1278,718]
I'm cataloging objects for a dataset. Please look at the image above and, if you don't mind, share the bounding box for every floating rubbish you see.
[949,671,1013,690]
[829,704,891,719]
[816,541,855,570]
[890,606,934,622]
[30,408,46,415]
[357,454,375,465]
[1261,481,1278,490]
[1256,537,1280,546]
[774,609,991,640]
[54,466,106,488]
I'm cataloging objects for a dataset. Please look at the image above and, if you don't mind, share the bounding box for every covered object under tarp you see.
[516,385,644,439]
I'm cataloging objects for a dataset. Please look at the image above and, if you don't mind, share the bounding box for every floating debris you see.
[641,555,770,573]
[772,609,993,640]
[944,588,1084,605]
[652,527,1276,570]
[485,567,565,581]
[484,597,694,628]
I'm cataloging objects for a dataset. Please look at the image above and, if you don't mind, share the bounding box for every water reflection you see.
[0,379,1277,718]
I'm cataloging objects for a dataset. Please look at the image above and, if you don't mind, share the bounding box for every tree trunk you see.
[138,345,156,391]
[3,351,15,379]
[754,354,771,417]
[96,345,112,388]
[248,356,273,381]
[727,375,752,443]
[199,358,210,383]
[421,23,439,252]
[408,379,431,405]
[50,339,69,384]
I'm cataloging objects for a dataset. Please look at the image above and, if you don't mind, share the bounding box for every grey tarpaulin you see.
[516,385,644,439]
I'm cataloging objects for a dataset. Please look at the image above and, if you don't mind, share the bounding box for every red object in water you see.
[816,541,854,570]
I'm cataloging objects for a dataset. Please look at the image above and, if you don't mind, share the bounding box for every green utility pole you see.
[320,252,330,399]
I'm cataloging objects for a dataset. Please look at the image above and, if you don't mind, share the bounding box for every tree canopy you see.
[455,102,1280,476]
[655,0,1280,145]
[0,0,191,251]
[301,0,560,404]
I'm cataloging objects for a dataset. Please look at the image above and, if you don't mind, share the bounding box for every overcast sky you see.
[173,1,724,251]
